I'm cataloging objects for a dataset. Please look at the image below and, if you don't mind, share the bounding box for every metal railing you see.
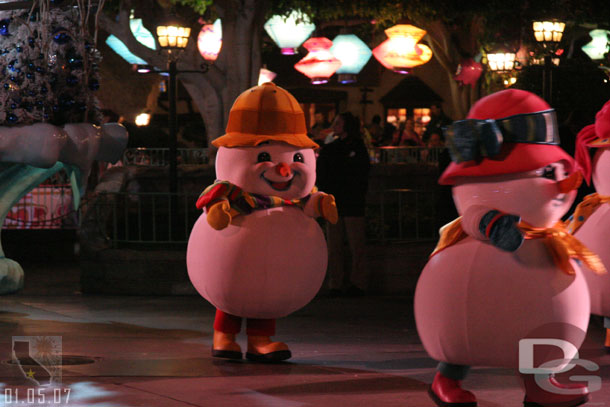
[95,191,201,247]
[373,188,438,242]
[121,147,442,167]
[370,146,444,165]
[95,188,439,247]
[122,148,209,167]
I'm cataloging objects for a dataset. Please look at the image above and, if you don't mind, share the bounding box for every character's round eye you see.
[293,153,304,163]
[541,165,557,180]
[257,152,271,163]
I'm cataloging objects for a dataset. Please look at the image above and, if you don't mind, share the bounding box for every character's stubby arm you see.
[206,201,232,230]
[461,205,523,252]
[196,183,233,230]
[304,191,338,224]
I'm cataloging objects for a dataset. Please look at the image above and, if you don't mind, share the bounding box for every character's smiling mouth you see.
[261,173,294,191]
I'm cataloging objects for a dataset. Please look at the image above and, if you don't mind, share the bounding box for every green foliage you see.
[170,0,213,15]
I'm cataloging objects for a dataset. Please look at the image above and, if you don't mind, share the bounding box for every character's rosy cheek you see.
[254,162,274,174]
[290,162,312,176]
[290,162,307,170]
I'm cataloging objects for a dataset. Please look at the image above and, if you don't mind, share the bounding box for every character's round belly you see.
[186,206,327,319]
[574,204,610,317]
[414,237,590,368]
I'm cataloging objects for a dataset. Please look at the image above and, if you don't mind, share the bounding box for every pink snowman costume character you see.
[568,99,610,351]
[415,89,605,407]
[187,83,338,363]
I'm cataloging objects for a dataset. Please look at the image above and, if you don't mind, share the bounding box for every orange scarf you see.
[431,217,606,276]
[566,193,610,234]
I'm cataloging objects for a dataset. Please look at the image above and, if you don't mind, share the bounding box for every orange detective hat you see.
[212,82,319,149]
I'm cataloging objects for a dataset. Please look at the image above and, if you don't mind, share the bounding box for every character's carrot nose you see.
[558,171,583,193]
[275,162,292,177]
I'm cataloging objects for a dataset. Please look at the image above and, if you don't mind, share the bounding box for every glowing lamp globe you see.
[294,37,342,85]
[372,24,433,74]
[156,15,191,50]
[487,52,516,72]
[330,34,372,84]
[264,10,315,55]
[130,18,156,50]
[197,19,222,61]
[582,29,610,61]
[532,20,565,50]
[135,113,151,127]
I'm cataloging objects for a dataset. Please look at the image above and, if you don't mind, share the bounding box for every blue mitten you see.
[479,210,524,252]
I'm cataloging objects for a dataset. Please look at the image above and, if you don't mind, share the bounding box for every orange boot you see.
[212,330,242,359]
[246,335,291,362]
[605,328,610,352]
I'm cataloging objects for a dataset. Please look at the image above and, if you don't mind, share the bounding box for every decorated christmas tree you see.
[0,2,101,126]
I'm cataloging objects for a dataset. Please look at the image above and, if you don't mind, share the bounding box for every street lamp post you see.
[156,16,191,195]
[168,58,178,194]
[532,20,565,104]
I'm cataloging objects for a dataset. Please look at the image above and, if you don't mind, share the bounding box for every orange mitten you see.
[207,200,232,230]
[320,194,338,224]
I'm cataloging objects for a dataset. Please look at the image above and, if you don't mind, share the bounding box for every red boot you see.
[428,371,477,407]
[522,374,589,407]
[605,328,610,353]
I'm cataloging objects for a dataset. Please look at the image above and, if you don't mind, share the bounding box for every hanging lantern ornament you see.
[258,67,277,86]
[264,10,315,55]
[330,34,372,84]
[454,58,483,86]
[130,11,156,50]
[582,29,610,61]
[197,19,222,61]
[372,24,433,74]
[294,37,342,84]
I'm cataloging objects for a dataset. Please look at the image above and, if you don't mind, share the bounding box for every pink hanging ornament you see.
[453,58,483,86]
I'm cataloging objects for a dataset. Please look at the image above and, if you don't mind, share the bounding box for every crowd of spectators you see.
[308,104,451,166]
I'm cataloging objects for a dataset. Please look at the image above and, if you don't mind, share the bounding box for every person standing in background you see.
[309,111,331,144]
[367,114,384,146]
[317,112,371,297]
[423,103,451,144]
[399,118,425,146]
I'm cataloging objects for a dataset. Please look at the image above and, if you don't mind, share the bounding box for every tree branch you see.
[424,21,455,75]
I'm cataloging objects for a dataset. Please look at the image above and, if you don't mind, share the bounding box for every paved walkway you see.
[0,294,609,406]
